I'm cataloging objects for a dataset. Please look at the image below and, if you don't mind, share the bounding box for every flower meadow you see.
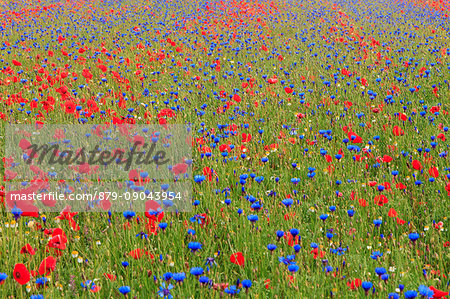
[1,0,450,297]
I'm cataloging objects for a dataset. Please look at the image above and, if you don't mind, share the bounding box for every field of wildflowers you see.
[0,0,450,298]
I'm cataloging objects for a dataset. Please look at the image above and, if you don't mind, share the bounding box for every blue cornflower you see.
[158,223,168,231]
[362,281,373,292]
[418,285,434,298]
[373,219,382,227]
[404,290,418,299]
[282,198,294,207]
[11,207,23,220]
[409,233,420,242]
[157,282,174,299]
[0,272,7,284]
[276,230,284,239]
[290,228,299,237]
[119,286,131,295]
[162,272,173,281]
[123,210,135,220]
[247,215,258,222]
[242,279,252,289]
[190,267,204,276]
[136,232,148,239]
[199,276,209,284]
[267,244,277,251]
[224,285,241,295]
[370,251,383,260]
[36,277,48,286]
[331,247,347,256]
[190,214,205,224]
[278,255,295,265]
[375,267,386,276]
[172,272,186,283]
[188,242,202,252]
[205,256,218,267]
[288,264,299,273]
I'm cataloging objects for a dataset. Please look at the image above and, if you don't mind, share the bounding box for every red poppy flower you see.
[38,256,56,276]
[396,182,407,190]
[382,155,393,163]
[128,248,151,260]
[396,218,406,225]
[232,94,241,103]
[347,278,362,290]
[388,208,397,217]
[144,199,164,221]
[230,252,245,266]
[374,194,388,206]
[103,273,117,281]
[358,198,367,207]
[428,167,439,178]
[429,286,448,298]
[284,232,299,246]
[219,144,231,152]
[20,244,36,255]
[268,77,278,84]
[48,231,67,250]
[19,138,32,151]
[242,133,252,143]
[12,60,22,66]
[412,160,422,170]
[97,64,107,72]
[13,263,30,285]
[64,101,76,114]
[172,163,188,175]
[398,113,407,121]
[368,181,378,187]
[68,216,80,231]
[393,126,404,136]
[203,167,215,181]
